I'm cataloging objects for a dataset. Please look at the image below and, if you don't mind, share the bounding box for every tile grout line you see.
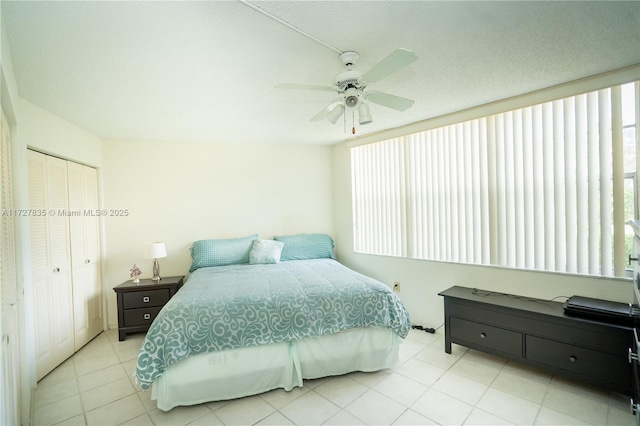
[453,347,525,426]
[108,333,151,426]
[100,332,154,426]
[109,332,163,425]
[71,355,90,426]
[376,332,442,425]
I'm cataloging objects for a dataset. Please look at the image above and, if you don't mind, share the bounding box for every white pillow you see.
[249,239,285,264]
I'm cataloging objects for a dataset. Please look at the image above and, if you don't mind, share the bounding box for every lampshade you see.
[327,104,345,124]
[145,242,167,259]
[358,103,372,125]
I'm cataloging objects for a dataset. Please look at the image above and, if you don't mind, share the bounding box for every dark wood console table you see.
[439,286,633,396]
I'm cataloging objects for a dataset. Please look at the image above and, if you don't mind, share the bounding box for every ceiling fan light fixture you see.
[327,104,345,124]
[358,103,372,125]
[345,95,359,110]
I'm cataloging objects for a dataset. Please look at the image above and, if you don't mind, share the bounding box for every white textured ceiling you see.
[2,1,640,145]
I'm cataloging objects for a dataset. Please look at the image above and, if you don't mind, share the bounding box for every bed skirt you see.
[150,326,402,410]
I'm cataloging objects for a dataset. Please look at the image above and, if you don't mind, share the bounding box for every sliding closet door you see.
[28,150,74,380]
[68,162,103,350]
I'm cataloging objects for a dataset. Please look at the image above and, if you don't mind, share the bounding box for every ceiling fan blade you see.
[365,91,415,111]
[275,82,337,92]
[361,48,418,84]
[310,99,343,122]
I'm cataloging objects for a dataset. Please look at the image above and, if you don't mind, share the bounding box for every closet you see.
[28,150,103,380]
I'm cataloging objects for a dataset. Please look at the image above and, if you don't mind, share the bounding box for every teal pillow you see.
[273,233,335,261]
[189,234,258,272]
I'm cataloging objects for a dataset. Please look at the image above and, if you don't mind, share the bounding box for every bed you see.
[135,234,411,411]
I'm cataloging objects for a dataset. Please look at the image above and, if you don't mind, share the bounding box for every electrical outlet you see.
[393,281,401,292]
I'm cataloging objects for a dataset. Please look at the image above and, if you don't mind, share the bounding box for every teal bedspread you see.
[136,259,411,390]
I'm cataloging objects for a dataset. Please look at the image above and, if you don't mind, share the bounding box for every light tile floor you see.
[33,328,636,426]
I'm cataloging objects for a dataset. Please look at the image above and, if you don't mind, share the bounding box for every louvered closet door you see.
[28,150,74,380]
[83,166,103,339]
[68,162,103,350]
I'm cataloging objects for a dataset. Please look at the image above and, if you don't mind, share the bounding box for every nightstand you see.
[113,275,184,341]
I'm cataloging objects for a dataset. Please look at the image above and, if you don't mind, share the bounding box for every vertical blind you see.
[351,82,638,278]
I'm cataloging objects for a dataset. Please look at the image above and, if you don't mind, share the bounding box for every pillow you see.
[189,234,258,272]
[273,233,335,261]
[249,239,285,264]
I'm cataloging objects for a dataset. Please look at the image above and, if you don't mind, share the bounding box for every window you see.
[351,80,639,278]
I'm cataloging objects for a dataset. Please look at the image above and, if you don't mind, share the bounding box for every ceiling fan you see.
[275,48,418,131]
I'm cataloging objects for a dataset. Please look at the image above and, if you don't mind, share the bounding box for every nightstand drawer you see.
[122,289,170,309]
[123,306,164,327]
[450,316,523,357]
[526,335,631,388]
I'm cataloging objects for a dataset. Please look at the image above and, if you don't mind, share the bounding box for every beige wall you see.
[331,142,634,328]
[101,139,334,328]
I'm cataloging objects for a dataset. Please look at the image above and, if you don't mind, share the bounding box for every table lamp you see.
[145,242,167,281]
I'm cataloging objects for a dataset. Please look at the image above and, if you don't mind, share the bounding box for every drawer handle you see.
[143,313,151,320]
[142,296,150,303]
[480,333,486,339]
[53,267,60,273]
[569,356,577,363]
[629,254,639,265]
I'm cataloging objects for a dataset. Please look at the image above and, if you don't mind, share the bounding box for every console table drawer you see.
[122,289,170,309]
[450,316,523,357]
[448,300,628,355]
[526,335,631,388]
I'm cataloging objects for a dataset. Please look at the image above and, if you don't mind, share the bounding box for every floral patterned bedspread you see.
[136,258,411,390]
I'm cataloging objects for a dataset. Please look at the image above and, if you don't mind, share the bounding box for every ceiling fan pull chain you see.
[352,111,356,134]
[343,108,346,134]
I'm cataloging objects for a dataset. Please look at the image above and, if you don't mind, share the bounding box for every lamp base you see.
[152,259,161,282]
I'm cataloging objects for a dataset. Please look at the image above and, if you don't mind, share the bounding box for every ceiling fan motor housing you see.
[334,70,365,91]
